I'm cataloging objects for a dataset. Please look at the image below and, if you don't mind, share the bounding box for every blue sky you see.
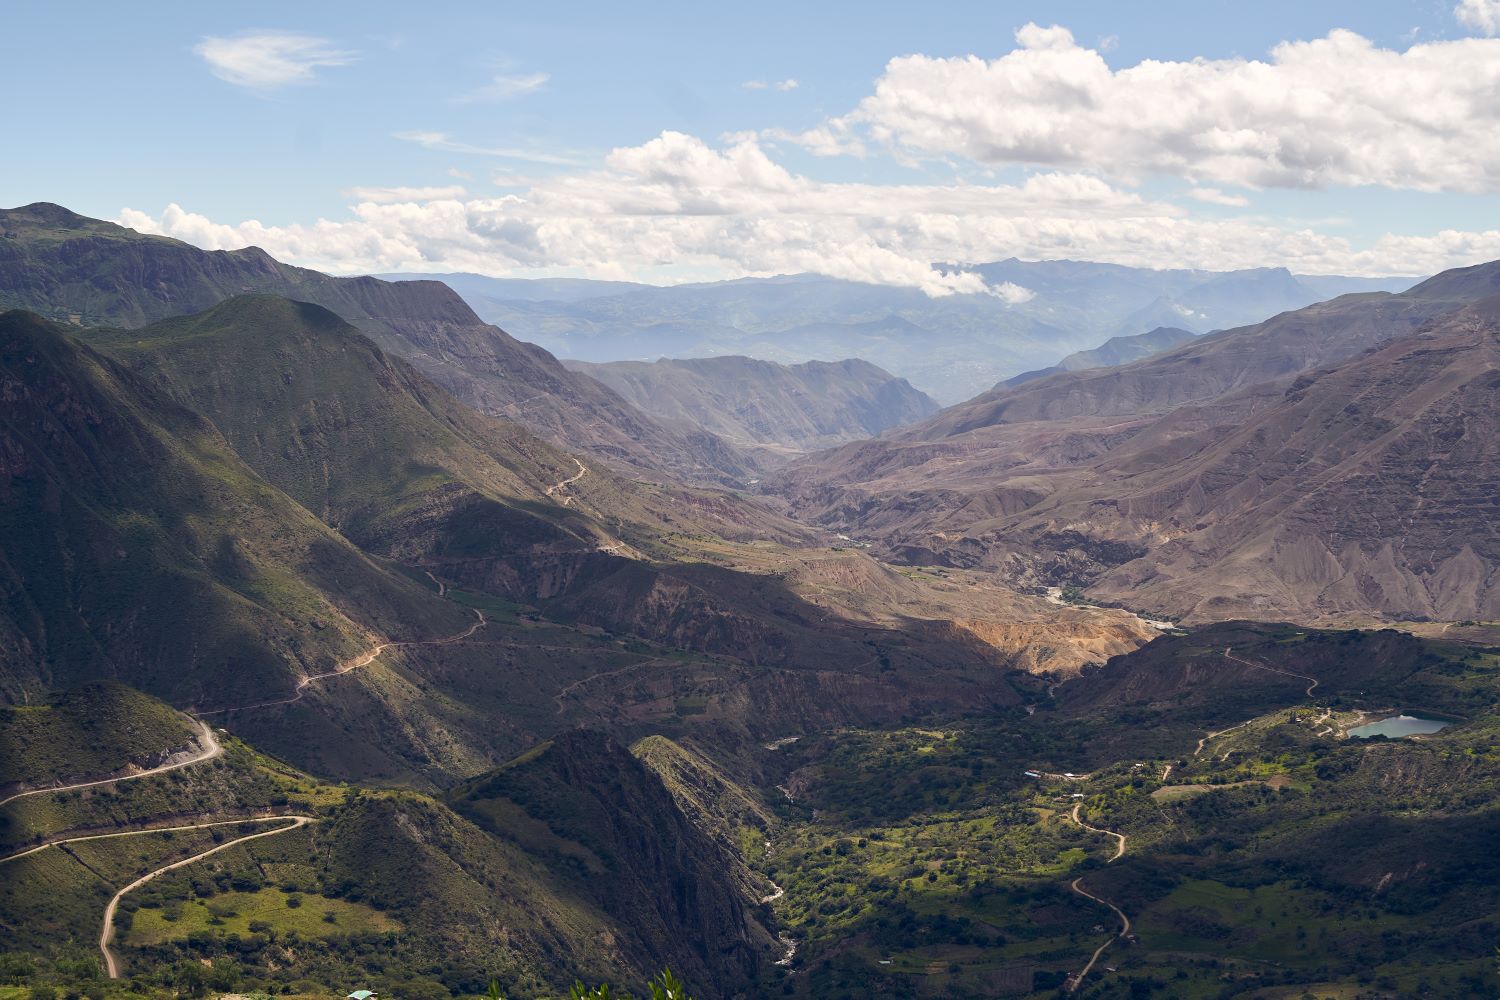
[4,1,1498,287]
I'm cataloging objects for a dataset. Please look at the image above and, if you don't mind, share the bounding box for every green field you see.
[123,886,399,945]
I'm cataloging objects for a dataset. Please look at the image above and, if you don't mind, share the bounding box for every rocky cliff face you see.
[453,731,774,995]
[0,203,757,486]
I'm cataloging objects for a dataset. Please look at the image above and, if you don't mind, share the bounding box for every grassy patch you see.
[122,886,398,946]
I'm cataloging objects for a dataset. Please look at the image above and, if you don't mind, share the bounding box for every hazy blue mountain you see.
[380,264,1418,403]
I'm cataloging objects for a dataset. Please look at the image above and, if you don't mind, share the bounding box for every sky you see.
[5,0,1500,293]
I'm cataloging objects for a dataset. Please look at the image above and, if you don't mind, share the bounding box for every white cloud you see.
[342,185,467,203]
[118,131,1500,296]
[393,130,585,166]
[194,33,354,89]
[1455,0,1500,34]
[797,25,1500,193]
[1188,187,1250,207]
[990,281,1035,304]
[744,78,799,92]
[458,71,549,102]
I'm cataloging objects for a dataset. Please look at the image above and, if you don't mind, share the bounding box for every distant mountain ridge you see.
[1006,326,1199,386]
[565,354,939,456]
[388,263,1418,402]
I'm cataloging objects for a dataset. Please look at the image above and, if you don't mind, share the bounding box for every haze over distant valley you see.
[382,266,1416,403]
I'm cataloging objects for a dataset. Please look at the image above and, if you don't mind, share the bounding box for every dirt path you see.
[1067,875,1132,991]
[424,570,447,596]
[1065,802,1130,992]
[199,609,485,715]
[0,815,286,866]
[552,657,668,714]
[1194,717,1255,758]
[0,718,222,809]
[1070,801,1126,861]
[544,458,588,506]
[98,814,315,978]
[1193,649,1322,758]
[1223,647,1319,699]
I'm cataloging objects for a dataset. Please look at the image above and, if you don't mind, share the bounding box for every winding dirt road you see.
[1070,801,1126,861]
[199,609,485,715]
[0,815,286,866]
[1194,649,1322,758]
[97,815,316,978]
[7,593,488,979]
[1065,802,1130,992]
[1223,647,1319,699]
[544,458,588,506]
[0,718,223,809]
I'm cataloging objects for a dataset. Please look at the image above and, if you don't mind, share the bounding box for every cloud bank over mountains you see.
[138,25,1500,294]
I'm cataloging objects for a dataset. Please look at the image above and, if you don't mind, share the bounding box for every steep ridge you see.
[451,731,773,994]
[82,296,611,569]
[0,309,466,708]
[77,294,809,586]
[0,202,756,486]
[566,355,938,455]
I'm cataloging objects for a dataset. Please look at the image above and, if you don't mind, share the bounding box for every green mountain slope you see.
[0,309,466,708]
[83,295,599,558]
[0,682,197,789]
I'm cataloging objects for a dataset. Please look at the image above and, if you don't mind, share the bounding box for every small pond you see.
[1347,714,1454,740]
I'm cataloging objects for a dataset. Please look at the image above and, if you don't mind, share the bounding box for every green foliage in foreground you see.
[566,969,693,1000]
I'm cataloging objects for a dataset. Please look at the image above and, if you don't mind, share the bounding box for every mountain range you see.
[383,264,1416,403]
[769,262,1500,623]
[7,199,1500,998]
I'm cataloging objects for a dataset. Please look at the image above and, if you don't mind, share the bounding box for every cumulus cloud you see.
[342,185,467,203]
[195,32,355,89]
[458,71,549,102]
[989,281,1035,304]
[118,131,1500,295]
[797,25,1500,193]
[1456,0,1500,34]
